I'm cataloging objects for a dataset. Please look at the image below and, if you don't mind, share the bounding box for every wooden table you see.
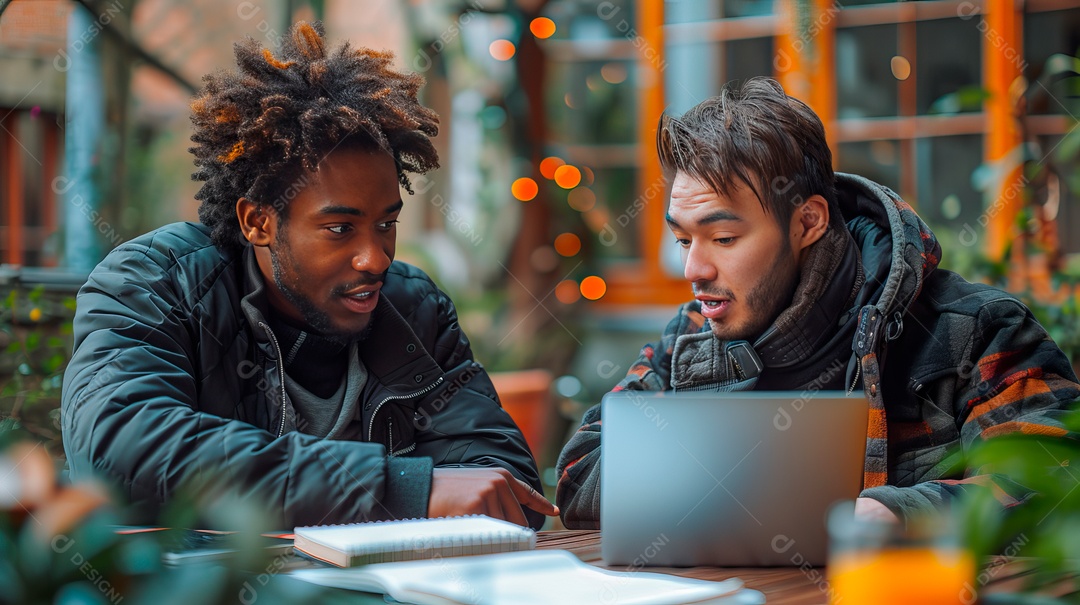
[536,530,1061,605]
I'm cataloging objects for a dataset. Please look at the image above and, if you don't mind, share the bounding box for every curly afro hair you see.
[190,21,440,253]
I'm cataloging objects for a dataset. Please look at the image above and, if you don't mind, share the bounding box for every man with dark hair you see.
[556,77,1079,528]
[62,22,556,529]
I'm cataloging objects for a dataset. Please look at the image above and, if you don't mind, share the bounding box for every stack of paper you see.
[290,549,765,605]
[293,515,535,567]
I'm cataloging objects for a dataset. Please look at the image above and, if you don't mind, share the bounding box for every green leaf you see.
[929,86,990,114]
[1054,127,1080,165]
[44,354,65,375]
[27,286,44,304]
[1042,53,1080,79]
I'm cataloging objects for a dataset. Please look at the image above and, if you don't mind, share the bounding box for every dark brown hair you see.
[190,21,440,253]
[657,77,836,229]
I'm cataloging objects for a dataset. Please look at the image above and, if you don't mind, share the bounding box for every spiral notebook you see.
[292,515,536,567]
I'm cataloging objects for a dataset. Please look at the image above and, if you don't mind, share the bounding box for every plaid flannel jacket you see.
[556,174,1080,529]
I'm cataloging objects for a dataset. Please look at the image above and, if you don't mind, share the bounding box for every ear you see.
[236,197,274,247]
[789,194,830,255]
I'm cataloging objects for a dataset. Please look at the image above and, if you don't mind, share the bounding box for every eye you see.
[377,219,400,231]
[674,237,691,249]
[326,225,353,235]
[715,237,735,245]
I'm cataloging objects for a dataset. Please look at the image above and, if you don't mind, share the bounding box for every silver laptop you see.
[600,390,867,567]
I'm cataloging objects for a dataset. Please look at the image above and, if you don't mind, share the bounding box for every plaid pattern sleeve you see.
[554,305,704,529]
[861,298,1080,520]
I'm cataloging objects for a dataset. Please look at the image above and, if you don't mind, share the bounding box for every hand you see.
[854,497,900,523]
[429,467,559,527]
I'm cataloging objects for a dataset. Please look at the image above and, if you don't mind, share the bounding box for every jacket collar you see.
[835,172,941,330]
[670,223,862,391]
[238,246,443,391]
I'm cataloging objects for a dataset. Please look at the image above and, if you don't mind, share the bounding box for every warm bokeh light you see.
[554,233,582,257]
[489,39,516,61]
[580,276,607,301]
[601,62,627,84]
[567,187,596,212]
[890,55,911,81]
[554,164,582,189]
[530,246,559,272]
[555,280,581,304]
[530,17,556,39]
[586,74,603,92]
[581,166,595,185]
[563,92,577,109]
[539,157,565,180]
[583,207,611,233]
[512,177,539,202]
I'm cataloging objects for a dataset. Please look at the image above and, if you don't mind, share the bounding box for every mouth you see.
[340,283,382,314]
[696,296,731,320]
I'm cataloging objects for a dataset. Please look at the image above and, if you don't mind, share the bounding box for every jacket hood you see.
[836,173,942,325]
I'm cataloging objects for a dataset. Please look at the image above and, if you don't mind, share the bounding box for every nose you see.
[682,242,717,284]
[352,238,392,275]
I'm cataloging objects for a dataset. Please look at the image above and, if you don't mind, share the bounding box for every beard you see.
[269,242,375,346]
[698,242,800,343]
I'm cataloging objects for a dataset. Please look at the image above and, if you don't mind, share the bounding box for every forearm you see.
[555,404,602,529]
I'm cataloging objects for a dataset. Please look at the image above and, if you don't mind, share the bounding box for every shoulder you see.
[102,222,227,271]
[382,261,450,318]
[87,222,240,305]
[914,269,1028,321]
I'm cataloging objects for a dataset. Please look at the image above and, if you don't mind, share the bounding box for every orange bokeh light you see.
[539,156,565,180]
[555,280,581,304]
[580,276,607,301]
[554,233,582,257]
[567,187,596,212]
[530,17,556,39]
[489,40,516,61]
[512,177,539,202]
[581,166,595,185]
[554,165,582,189]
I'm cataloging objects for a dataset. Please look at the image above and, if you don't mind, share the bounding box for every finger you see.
[483,485,511,524]
[510,478,559,517]
[494,477,529,527]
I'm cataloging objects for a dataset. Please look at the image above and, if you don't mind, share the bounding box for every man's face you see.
[666,171,802,342]
[256,147,402,343]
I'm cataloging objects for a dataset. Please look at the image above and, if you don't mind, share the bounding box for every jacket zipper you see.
[367,376,445,445]
[258,321,288,437]
[847,361,862,396]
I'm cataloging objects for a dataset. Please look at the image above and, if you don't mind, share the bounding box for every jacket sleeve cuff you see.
[382,456,434,520]
[859,484,942,522]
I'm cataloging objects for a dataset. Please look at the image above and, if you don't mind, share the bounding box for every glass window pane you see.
[725,37,773,85]
[836,25,899,119]
[560,0,636,38]
[548,60,637,145]
[1024,9,1080,116]
[717,0,773,19]
[1037,135,1080,255]
[916,19,981,115]
[587,166,641,262]
[916,135,982,233]
[837,140,901,195]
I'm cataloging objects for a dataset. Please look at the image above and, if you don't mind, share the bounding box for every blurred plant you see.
[0,430,355,605]
[957,404,1080,603]
[0,285,76,452]
[934,49,1080,367]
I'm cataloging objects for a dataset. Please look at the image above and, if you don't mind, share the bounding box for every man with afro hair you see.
[62,22,556,529]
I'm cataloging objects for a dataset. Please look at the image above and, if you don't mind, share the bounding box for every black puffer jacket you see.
[62,222,544,529]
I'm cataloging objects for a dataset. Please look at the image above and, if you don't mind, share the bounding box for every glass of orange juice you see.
[826,501,976,605]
